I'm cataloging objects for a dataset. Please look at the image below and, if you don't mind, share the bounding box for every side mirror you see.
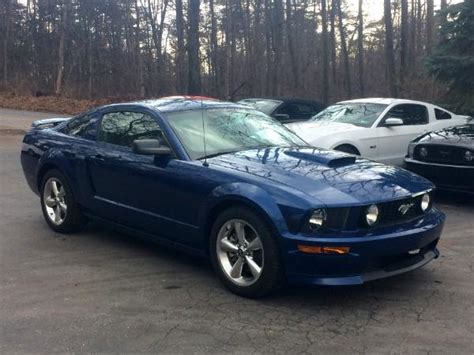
[384,118,404,126]
[132,139,171,156]
[273,113,290,121]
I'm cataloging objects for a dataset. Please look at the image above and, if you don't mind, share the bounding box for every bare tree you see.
[384,0,398,97]
[187,0,201,94]
[357,0,364,96]
[321,0,330,104]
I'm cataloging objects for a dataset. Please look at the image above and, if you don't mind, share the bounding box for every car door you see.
[85,108,203,246]
[375,104,430,166]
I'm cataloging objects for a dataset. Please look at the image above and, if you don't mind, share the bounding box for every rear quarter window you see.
[435,108,452,120]
[60,113,98,140]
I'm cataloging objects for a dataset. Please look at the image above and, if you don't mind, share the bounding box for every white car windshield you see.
[165,108,307,160]
[311,103,388,128]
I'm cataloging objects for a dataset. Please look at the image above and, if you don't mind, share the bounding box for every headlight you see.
[421,193,431,212]
[309,209,326,231]
[365,204,379,226]
[465,150,473,162]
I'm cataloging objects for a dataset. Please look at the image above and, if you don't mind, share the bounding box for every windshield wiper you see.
[197,149,241,160]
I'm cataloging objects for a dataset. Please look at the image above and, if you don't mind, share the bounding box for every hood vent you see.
[285,150,356,168]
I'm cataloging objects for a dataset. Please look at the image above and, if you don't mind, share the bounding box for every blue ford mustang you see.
[21,96,445,297]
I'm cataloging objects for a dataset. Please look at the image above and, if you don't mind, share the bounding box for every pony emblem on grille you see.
[398,202,415,215]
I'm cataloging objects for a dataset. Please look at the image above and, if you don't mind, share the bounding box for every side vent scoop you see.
[285,150,356,168]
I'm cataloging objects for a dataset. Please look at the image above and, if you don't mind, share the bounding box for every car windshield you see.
[310,103,388,128]
[237,99,283,115]
[165,108,307,160]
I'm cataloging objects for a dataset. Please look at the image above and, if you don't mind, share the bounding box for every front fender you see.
[198,182,290,235]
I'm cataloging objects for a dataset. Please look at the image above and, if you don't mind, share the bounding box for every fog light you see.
[365,204,379,226]
[465,150,473,162]
[298,245,350,254]
[421,193,431,212]
[420,147,428,158]
[309,209,326,231]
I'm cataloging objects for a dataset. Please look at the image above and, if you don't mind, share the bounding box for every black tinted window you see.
[62,114,97,139]
[435,108,452,120]
[98,111,164,148]
[385,104,428,125]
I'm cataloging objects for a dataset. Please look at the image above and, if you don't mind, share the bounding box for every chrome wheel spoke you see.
[54,205,62,223]
[58,201,67,213]
[233,221,246,244]
[51,180,60,197]
[245,255,262,278]
[45,197,56,207]
[247,237,263,251]
[220,238,238,253]
[230,257,244,278]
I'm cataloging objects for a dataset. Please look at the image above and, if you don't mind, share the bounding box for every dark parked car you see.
[237,97,325,123]
[405,123,474,193]
[21,96,444,297]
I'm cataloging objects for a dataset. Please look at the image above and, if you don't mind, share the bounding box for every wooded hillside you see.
[0,0,470,110]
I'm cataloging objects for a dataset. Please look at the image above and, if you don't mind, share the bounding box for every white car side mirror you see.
[384,118,404,126]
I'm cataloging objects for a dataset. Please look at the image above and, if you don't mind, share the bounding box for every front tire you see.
[334,144,360,155]
[209,207,285,298]
[40,169,87,233]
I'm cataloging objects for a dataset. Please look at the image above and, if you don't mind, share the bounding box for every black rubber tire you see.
[40,169,87,233]
[209,207,285,298]
[334,144,360,155]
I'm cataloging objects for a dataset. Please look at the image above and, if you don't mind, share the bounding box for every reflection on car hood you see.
[285,121,364,142]
[415,124,474,148]
[209,147,433,205]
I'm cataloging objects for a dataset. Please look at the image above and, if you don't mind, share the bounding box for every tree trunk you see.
[3,0,11,87]
[55,0,69,95]
[400,0,409,89]
[135,0,145,97]
[335,0,351,97]
[384,0,398,96]
[175,0,186,93]
[329,0,337,85]
[426,0,434,54]
[285,0,299,91]
[357,0,364,96]
[209,0,219,95]
[321,0,329,104]
[187,0,201,94]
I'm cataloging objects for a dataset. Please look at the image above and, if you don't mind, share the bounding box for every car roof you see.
[99,96,245,113]
[240,97,323,105]
[337,97,433,106]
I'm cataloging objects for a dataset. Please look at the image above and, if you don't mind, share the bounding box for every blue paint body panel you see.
[20,98,445,286]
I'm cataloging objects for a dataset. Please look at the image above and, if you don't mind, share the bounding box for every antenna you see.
[201,99,209,167]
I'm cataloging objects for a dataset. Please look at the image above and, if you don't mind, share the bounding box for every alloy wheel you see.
[43,178,68,225]
[216,219,264,287]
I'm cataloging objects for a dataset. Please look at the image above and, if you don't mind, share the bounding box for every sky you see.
[346,0,464,22]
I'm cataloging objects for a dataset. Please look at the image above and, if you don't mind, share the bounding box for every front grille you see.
[378,195,425,226]
[359,195,427,228]
[414,144,473,166]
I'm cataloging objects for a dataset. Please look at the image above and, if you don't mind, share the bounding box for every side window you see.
[435,108,452,120]
[385,104,429,125]
[61,113,97,139]
[97,111,165,148]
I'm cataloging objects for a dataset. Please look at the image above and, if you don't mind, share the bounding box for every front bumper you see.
[281,208,445,286]
[405,158,474,193]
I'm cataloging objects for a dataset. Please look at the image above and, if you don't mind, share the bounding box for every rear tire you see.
[40,169,87,233]
[334,144,360,155]
[209,207,285,298]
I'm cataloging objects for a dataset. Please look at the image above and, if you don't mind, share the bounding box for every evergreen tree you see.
[426,1,474,98]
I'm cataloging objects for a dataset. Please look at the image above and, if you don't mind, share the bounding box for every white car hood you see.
[286,121,365,144]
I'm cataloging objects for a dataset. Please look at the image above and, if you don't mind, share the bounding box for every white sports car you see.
[286,98,469,166]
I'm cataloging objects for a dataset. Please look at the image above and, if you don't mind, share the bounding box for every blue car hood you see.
[209,147,433,206]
